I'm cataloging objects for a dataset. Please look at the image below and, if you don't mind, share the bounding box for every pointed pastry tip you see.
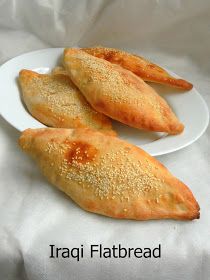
[19,128,55,150]
[64,48,80,57]
[164,78,193,91]
[19,69,40,84]
[168,122,184,135]
[175,79,193,91]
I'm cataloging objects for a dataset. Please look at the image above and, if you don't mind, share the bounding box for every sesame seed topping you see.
[21,71,113,132]
[48,136,167,202]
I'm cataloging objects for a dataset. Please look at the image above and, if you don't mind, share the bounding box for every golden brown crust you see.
[19,69,116,136]
[63,49,184,135]
[19,127,199,221]
[51,66,68,76]
[82,46,193,90]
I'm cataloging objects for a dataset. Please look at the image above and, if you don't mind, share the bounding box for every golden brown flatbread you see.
[82,46,193,90]
[19,127,199,220]
[19,69,116,135]
[63,49,184,135]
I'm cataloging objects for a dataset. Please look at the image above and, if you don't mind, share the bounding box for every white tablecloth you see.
[0,1,210,279]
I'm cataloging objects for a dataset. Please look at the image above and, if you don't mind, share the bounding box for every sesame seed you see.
[23,71,114,132]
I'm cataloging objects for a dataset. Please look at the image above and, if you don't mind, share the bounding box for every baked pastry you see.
[63,49,184,134]
[82,46,193,90]
[19,69,116,135]
[51,66,68,76]
[19,127,199,220]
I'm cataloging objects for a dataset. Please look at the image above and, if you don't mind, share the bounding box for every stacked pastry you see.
[18,47,199,221]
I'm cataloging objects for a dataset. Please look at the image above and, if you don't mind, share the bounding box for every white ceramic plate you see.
[0,48,209,156]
